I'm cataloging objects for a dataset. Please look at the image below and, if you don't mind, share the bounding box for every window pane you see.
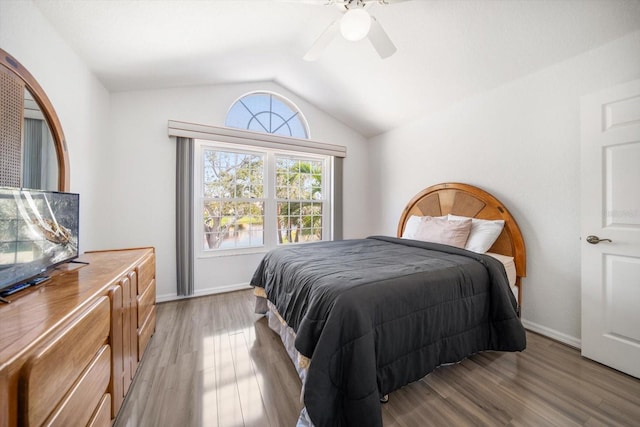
[225,92,309,139]
[274,154,326,245]
[275,157,323,200]
[203,149,264,199]
[203,200,264,250]
[202,147,265,251]
[276,199,322,244]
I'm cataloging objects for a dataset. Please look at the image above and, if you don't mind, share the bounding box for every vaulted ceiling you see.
[33,0,640,137]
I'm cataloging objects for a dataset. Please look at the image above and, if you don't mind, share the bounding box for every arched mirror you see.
[0,48,69,191]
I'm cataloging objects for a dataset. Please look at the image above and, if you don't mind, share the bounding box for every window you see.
[197,141,330,254]
[171,112,345,295]
[225,92,309,139]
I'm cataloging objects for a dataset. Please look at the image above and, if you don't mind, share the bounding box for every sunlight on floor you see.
[203,326,268,426]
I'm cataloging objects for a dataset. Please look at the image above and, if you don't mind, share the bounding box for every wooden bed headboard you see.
[397,183,526,304]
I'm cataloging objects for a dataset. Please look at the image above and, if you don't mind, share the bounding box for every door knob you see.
[586,235,613,244]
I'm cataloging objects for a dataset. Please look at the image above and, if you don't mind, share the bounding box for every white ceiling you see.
[33,0,640,137]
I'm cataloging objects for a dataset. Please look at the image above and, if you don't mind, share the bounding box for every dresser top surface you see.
[0,247,154,369]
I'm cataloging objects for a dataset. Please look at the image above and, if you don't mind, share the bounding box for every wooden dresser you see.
[0,248,156,427]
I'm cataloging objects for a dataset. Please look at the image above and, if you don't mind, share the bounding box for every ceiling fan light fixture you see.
[340,8,371,41]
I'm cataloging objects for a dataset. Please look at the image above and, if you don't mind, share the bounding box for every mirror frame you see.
[1,48,70,191]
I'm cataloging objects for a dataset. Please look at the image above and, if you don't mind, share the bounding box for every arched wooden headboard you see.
[397,183,526,307]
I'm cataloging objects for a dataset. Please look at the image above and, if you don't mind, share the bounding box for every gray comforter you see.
[250,236,526,427]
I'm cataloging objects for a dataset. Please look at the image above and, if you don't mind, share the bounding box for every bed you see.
[251,183,527,427]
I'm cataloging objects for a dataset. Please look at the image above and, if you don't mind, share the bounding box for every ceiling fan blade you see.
[368,16,397,59]
[304,17,341,61]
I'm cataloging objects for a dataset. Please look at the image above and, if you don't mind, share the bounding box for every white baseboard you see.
[156,282,252,303]
[521,318,582,349]
[194,282,252,297]
[156,293,182,303]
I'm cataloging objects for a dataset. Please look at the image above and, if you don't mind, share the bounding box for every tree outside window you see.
[202,149,264,250]
[276,157,324,244]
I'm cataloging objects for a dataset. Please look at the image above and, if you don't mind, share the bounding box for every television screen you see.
[0,187,79,291]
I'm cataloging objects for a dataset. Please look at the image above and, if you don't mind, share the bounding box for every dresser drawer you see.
[44,344,111,426]
[137,278,155,328]
[0,369,8,427]
[136,253,155,295]
[21,296,110,427]
[137,305,156,361]
[87,394,111,427]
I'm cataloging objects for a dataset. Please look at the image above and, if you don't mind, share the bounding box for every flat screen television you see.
[0,187,79,293]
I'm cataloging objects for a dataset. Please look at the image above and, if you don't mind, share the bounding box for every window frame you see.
[195,139,332,258]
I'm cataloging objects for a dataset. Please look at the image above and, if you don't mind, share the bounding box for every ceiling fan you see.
[294,0,409,61]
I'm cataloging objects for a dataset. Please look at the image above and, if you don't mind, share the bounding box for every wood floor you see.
[114,289,640,427]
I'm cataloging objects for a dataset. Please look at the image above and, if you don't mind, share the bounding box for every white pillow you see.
[402,215,422,239]
[414,216,472,248]
[448,214,504,253]
[402,215,446,239]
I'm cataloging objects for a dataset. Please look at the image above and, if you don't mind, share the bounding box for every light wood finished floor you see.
[114,290,640,426]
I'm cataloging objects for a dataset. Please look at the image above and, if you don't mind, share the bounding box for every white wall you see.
[107,82,370,301]
[0,0,110,254]
[368,30,640,345]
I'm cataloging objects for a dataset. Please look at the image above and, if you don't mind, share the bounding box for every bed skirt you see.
[254,288,315,426]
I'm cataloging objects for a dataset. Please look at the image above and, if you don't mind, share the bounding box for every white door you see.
[581,79,640,378]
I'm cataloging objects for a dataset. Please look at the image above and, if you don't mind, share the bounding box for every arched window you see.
[225,92,309,139]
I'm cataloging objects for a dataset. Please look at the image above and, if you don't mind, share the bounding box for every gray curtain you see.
[176,137,194,296]
[23,118,43,189]
[333,157,343,240]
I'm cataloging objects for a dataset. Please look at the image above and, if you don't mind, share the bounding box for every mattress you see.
[486,251,518,299]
